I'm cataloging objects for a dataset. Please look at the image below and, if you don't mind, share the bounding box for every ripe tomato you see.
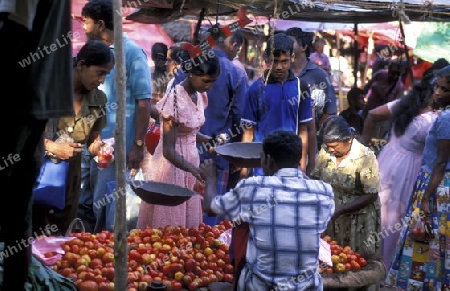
[172,281,183,291]
[351,260,361,270]
[78,280,99,291]
[188,281,200,291]
[347,254,356,262]
[344,263,352,271]
[358,258,367,267]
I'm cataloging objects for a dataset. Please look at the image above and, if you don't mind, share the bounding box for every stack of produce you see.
[318,235,368,274]
[51,221,234,291]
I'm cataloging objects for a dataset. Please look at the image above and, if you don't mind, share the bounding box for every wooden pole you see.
[353,22,359,88]
[113,0,127,290]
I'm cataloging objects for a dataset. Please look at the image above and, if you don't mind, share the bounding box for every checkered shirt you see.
[211,168,335,291]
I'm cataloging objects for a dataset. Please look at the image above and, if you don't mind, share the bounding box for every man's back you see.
[212,168,334,290]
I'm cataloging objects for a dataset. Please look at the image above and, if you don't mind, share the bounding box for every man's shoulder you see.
[248,77,264,91]
[302,178,334,197]
[124,37,147,58]
[304,62,329,79]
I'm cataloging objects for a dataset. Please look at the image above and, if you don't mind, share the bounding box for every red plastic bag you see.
[408,219,434,243]
[145,122,160,155]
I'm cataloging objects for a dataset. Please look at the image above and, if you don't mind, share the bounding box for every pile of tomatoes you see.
[319,235,368,274]
[51,220,234,291]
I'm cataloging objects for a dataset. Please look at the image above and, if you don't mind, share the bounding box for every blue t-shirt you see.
[197,50,249,170]
[243,70,313,142]
[421,109,450,173]
[99,34,152,154]
[243,70,313,176]
[298,60,337,122]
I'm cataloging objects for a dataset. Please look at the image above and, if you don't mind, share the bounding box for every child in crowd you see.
[339,87,365,134]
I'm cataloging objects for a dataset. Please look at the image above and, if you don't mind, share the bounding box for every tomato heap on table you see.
[319,235,368,274]
[52,220,234,291]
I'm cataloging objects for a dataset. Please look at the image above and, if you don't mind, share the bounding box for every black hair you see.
[82,0,114,31]
[169,42,191,65]
[74,40,114,68]
[263,130,302,168]
[230,30,244,47]
[180,50,220,76]
[319,115,355,143]
[423,58,449,81]
[264,33,293,58]
[434,65,450,109]
[347,87,364,104]
[390,80,433,137]
[151,42,168,62]
[151,42,168,80]
[436,65,450,84]
[285,27,315,57]
[388,61,405,73]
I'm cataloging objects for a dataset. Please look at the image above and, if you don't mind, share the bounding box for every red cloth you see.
[404,61,432,89]
[232,223,249,291]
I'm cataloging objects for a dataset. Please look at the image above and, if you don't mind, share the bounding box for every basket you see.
[214,142,263,168]
[129,180,197,206]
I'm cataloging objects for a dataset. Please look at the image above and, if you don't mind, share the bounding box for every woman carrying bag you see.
[32,40,114,235]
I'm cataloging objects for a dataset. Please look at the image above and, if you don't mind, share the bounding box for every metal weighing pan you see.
[214,142,263,168]
[129,180,197,206]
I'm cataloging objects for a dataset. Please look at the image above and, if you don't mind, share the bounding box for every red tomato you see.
[351,260,361,270]
[79,280,99,291]
[358,258,367,267]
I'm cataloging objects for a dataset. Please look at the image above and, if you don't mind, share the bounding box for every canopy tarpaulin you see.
[413,22,450,63]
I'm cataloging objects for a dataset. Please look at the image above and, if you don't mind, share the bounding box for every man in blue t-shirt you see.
[242,33,313,177]
[77,0,152,233]
[286,28,337,175]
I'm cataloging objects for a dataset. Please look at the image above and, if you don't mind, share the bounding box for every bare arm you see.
[239,126,254,178]
[299,123,308,172]
[333,193,378,219]
[362,103,391,144]
[196,132,212,144]
[421,140,450,213]
[87,131,102,156]
[150,98,160,121]
[318,113,332,129]
[44,139,83,160]
[127,99,151,169]
[162,117,202,180]
[306,113,317,176]
[200,160,219,213]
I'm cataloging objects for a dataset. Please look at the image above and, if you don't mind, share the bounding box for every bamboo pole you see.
[113,0,128,290]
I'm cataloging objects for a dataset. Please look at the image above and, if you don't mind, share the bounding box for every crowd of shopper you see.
[3,0,450,289]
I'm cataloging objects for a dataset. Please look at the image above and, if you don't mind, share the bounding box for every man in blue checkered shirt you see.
[200,130,335,290]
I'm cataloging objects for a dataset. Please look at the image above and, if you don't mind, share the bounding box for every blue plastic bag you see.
[33,158,69,210]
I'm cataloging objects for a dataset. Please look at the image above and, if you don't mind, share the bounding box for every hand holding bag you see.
[32,118,70,210]
[145,122,161,155]
[408,217,434,243]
